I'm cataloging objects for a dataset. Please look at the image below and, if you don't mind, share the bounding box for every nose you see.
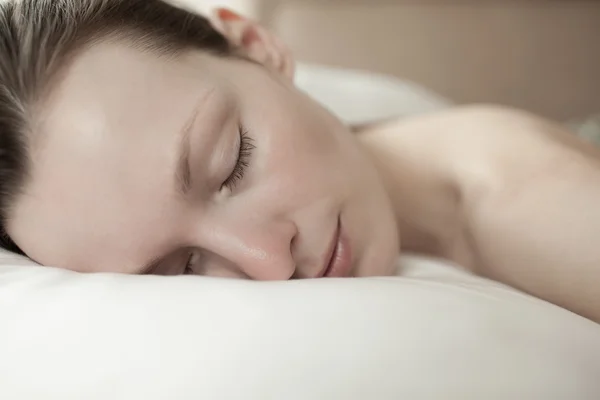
[195,215,298,281]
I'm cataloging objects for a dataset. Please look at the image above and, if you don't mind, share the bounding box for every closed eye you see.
[183,251,197,275]
[221,124,255,191]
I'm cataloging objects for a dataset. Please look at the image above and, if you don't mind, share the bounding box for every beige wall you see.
[184,0,600,121]
[259,0,600,121]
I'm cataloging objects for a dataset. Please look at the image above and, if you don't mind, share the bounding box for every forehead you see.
[10,42,217,271]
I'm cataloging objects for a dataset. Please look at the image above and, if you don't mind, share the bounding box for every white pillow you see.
[1,67,600,399]
[295,63,452,124]
[1,252,600,399]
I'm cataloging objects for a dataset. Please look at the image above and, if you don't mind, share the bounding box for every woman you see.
[0,0,599,322]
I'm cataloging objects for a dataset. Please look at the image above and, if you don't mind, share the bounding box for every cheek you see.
[262,151,339,202]
[263,117,344,179]
[201,256,249,279]
[254,92,341,161]
[246,90,359,202]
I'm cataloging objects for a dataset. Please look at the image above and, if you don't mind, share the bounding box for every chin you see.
[376,254,401,277]
[356,240,400,278]
[355,262,397,278]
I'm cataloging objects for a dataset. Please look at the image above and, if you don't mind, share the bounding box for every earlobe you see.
[209,7,295,80]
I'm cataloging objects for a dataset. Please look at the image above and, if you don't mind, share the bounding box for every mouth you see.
[319,217,352,278]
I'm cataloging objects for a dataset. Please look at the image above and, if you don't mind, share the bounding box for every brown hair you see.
[0,0,231,255]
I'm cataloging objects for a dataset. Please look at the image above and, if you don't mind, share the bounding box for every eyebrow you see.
[175,89,218,198]
[141,113,198,274]
[175,107,197,197]
[142,92,217,274]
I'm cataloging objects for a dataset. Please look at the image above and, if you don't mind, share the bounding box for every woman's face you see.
[9,40,399,279]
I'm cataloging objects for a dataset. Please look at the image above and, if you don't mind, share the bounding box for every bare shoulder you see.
[357,104,600,273]
[399,104,597,181]
[353,104,541,132]
[443,107,600,322]
[354,104,556,153]
[356,103,574,139]
[450,104,600,187]
[356,103,599,186]
[359,103,600,202]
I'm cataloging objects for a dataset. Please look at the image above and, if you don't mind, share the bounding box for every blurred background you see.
[183,0,600,122]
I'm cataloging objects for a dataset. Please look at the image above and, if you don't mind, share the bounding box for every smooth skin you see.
[359,107,600,323]
[8,9,600,323]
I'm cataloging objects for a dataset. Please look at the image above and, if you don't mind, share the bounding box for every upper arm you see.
[358,104,600,322]
[453,105,600,323]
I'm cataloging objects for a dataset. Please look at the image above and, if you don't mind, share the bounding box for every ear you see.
[209,8,295,81]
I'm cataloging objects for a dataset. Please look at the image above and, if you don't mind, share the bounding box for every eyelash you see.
[182,126,254,275]
[221,124,255,191]
[184,251,197,275]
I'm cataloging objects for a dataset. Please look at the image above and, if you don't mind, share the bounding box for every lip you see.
[319,217,352,278]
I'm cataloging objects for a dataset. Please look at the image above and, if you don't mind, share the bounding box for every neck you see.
[356,124,462,258]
